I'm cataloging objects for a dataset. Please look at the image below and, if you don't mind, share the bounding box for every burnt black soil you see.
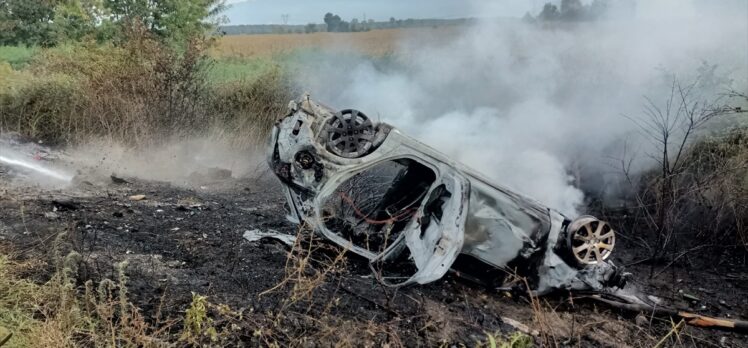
[0,168,746,347]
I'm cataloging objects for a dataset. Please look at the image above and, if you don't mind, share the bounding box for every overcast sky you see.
[222,0,539,25]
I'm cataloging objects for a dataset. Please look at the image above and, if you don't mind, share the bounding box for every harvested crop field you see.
[212,27,461,58]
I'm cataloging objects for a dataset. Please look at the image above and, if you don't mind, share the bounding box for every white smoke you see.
[294,0,748,215]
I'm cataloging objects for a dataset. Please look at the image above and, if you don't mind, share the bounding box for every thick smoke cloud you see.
[295,0,747,215]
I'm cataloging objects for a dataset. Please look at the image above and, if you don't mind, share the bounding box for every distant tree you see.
[350,18,359,32]
[323,12,349,32]
[337,19,349,32]
[537,3,560,21]
[304,23,317,33]
[323,12,338,31]
[534,0,633,22]
[324,13,333,27]
[389,17,396,28]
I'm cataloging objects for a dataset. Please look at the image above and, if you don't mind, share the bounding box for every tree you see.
[322,12,348,32]
[0,0,226,46]
[53,0,104,43]
[104,0,226,42]
[534,0,634,22]
[537,3,560,21]
[304,23,317,34]
[323,12,337,31]
[0,0,59,46]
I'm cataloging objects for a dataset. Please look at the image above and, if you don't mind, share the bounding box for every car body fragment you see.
[268,95,625,294]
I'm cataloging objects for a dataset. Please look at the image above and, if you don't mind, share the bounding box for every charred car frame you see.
[268,95,624,294]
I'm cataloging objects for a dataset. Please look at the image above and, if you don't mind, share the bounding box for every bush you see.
[211,66,296,146]
[0,73,85,144]
[0,45,38,69]
[681,128,748,248]
[0,25,295,147]
[631,127,748,259]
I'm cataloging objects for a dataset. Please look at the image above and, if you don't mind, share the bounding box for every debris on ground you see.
[243,228,296,246]
[110,174,130,184]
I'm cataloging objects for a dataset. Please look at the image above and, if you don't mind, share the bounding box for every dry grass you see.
[260,226,348,306]
[0,249,173,347]
[213,27,460,58]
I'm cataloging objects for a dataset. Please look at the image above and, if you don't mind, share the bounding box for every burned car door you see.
[315,159,470,286]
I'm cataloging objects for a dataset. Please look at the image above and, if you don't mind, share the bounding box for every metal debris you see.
[243,229,296,247]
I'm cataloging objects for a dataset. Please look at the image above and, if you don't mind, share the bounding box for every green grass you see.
[209,57,279,83]
[0,46,39,69]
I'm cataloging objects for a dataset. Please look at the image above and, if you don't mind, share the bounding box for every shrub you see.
[0,26,296,148]
[681,128,748,248]
[210,66,296,147]
[631,127,748,260]
[0,73,85,144]
[0,45,38,69]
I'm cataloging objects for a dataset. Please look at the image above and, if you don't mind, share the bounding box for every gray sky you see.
[223,0,538,25]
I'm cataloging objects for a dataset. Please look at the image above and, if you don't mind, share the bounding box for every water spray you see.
[0,154,73,182]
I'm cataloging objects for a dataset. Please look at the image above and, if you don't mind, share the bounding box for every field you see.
[208,28,460,83]
[212,27,459,58]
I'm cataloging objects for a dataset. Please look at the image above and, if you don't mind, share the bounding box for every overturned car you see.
[268,95,625,294]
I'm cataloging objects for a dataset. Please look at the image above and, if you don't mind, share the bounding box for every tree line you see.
[0,0,225,47]
[524,0,635,22]
[221,15,472,36]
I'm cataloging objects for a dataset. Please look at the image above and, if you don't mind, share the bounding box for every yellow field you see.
[213,27,460,58]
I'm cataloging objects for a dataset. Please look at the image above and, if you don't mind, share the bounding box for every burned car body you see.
[268,95,623,294]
